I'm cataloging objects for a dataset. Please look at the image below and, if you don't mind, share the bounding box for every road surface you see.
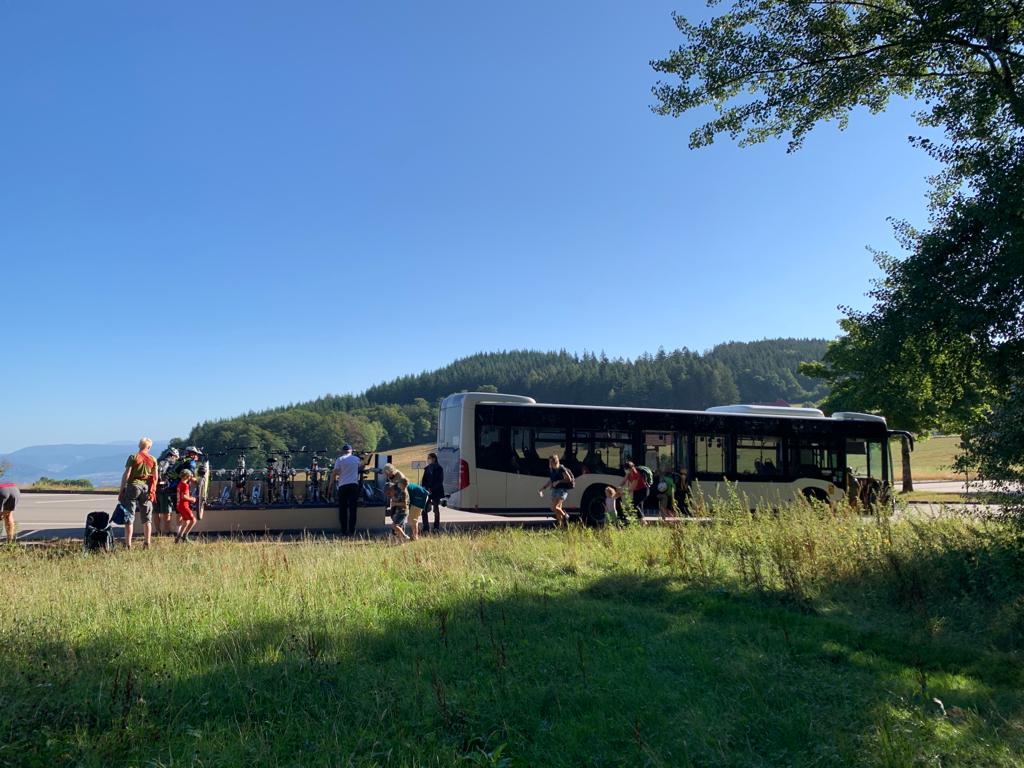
[913,480,1018,494]
[11,493,556,541]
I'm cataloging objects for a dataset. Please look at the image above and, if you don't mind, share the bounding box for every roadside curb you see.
[21,488,118,495]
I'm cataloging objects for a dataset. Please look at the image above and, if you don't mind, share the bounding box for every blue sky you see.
[1,1,939,452]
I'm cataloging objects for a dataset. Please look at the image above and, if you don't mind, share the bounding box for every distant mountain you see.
[0,441,169,486]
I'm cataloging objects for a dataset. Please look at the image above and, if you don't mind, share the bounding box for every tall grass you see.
[1,502,1022,767]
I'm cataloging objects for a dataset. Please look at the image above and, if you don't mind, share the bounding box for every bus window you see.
[511,427,566,477]
[574,431,630,476]
[846,439,868,477]
[868,440,884,480]
[476,425,514,473]
[644,431,686,476]
[847,439,884,479]
[439,403,461,449]
[736,436,782,476]
[695,434,727,475]
[790,438,839,480]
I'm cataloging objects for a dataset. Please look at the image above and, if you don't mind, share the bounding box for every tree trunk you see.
[901,436,914,493]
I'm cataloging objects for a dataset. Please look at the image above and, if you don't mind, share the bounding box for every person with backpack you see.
[620,460,652,524]
[154,447,180,537]
[406,481,430,541]
[538,455,573,527]
[656,472,679,521]
[118,437,159,549]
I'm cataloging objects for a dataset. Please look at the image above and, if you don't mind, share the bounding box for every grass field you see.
[380,443,435,484]
[2,503,1022,767]
[891,435,964,481]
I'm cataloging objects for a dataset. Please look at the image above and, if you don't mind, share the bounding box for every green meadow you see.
[891,435,964,482]
[2,504,1022,767]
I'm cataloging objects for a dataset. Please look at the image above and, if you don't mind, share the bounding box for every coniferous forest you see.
[185,339,828,464]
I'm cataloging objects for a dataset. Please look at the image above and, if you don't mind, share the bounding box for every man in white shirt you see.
[332,444,362,535]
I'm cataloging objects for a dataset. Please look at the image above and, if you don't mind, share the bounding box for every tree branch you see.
[711,40,913,89]
[806,0,916,23]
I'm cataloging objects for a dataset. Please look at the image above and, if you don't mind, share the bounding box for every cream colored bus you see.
[436,392,898,522]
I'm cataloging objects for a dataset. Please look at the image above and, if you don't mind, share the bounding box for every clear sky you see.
[0,1,940,453]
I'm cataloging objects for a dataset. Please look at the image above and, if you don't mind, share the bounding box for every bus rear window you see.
[440,405,461,448]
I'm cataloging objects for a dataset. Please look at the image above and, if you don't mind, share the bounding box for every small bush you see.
[32,476,94,490]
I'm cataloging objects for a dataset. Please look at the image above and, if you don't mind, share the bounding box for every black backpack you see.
[557,466,575,489]
[157,455,175,489]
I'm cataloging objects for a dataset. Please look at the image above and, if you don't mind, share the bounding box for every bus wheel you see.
[580,488,607,527]
[802,488,828,504]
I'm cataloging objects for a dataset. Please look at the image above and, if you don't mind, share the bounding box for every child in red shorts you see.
[175,468,197,543]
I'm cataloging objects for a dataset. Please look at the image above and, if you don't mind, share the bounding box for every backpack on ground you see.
[637,465,654,488]
[84,511,114,552]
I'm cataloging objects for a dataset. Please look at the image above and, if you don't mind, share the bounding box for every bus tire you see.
[802,487,828,504]
[579,487,607,527]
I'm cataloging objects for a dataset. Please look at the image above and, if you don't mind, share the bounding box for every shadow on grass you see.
[3,569,1023,767]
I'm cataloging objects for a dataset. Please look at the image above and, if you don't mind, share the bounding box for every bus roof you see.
[453,392,887,425]
[441,392,536,407]
[706,404,825,418]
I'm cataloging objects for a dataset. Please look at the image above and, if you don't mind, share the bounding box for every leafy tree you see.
[654,1,1024,493]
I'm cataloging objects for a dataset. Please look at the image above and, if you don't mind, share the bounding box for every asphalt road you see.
[11,493,555,541]
[913,480,1016,493]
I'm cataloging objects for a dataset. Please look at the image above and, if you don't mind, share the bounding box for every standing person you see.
[166,446,200,506]
[620,460,650,524]
[538,455,573,527]
[603,485,620,526]
[420,452,444,534]
[0,482,19,543]
[174,468,198,542]
[118,437,158,550]
[382,464,412,543]
[154,447,180,537]
[676,468,690,516]
[175,447,201,485]
[331,444,362,536]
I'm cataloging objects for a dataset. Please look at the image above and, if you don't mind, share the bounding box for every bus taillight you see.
[459,459,470,490]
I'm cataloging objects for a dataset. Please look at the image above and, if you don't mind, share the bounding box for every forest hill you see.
[184,340,829,468]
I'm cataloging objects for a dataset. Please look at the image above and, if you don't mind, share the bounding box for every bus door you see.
[475,423,510,511]
[845,437,886,505]
[693,432,729,508]
[509,427,568,512]
[644,431,689,511]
